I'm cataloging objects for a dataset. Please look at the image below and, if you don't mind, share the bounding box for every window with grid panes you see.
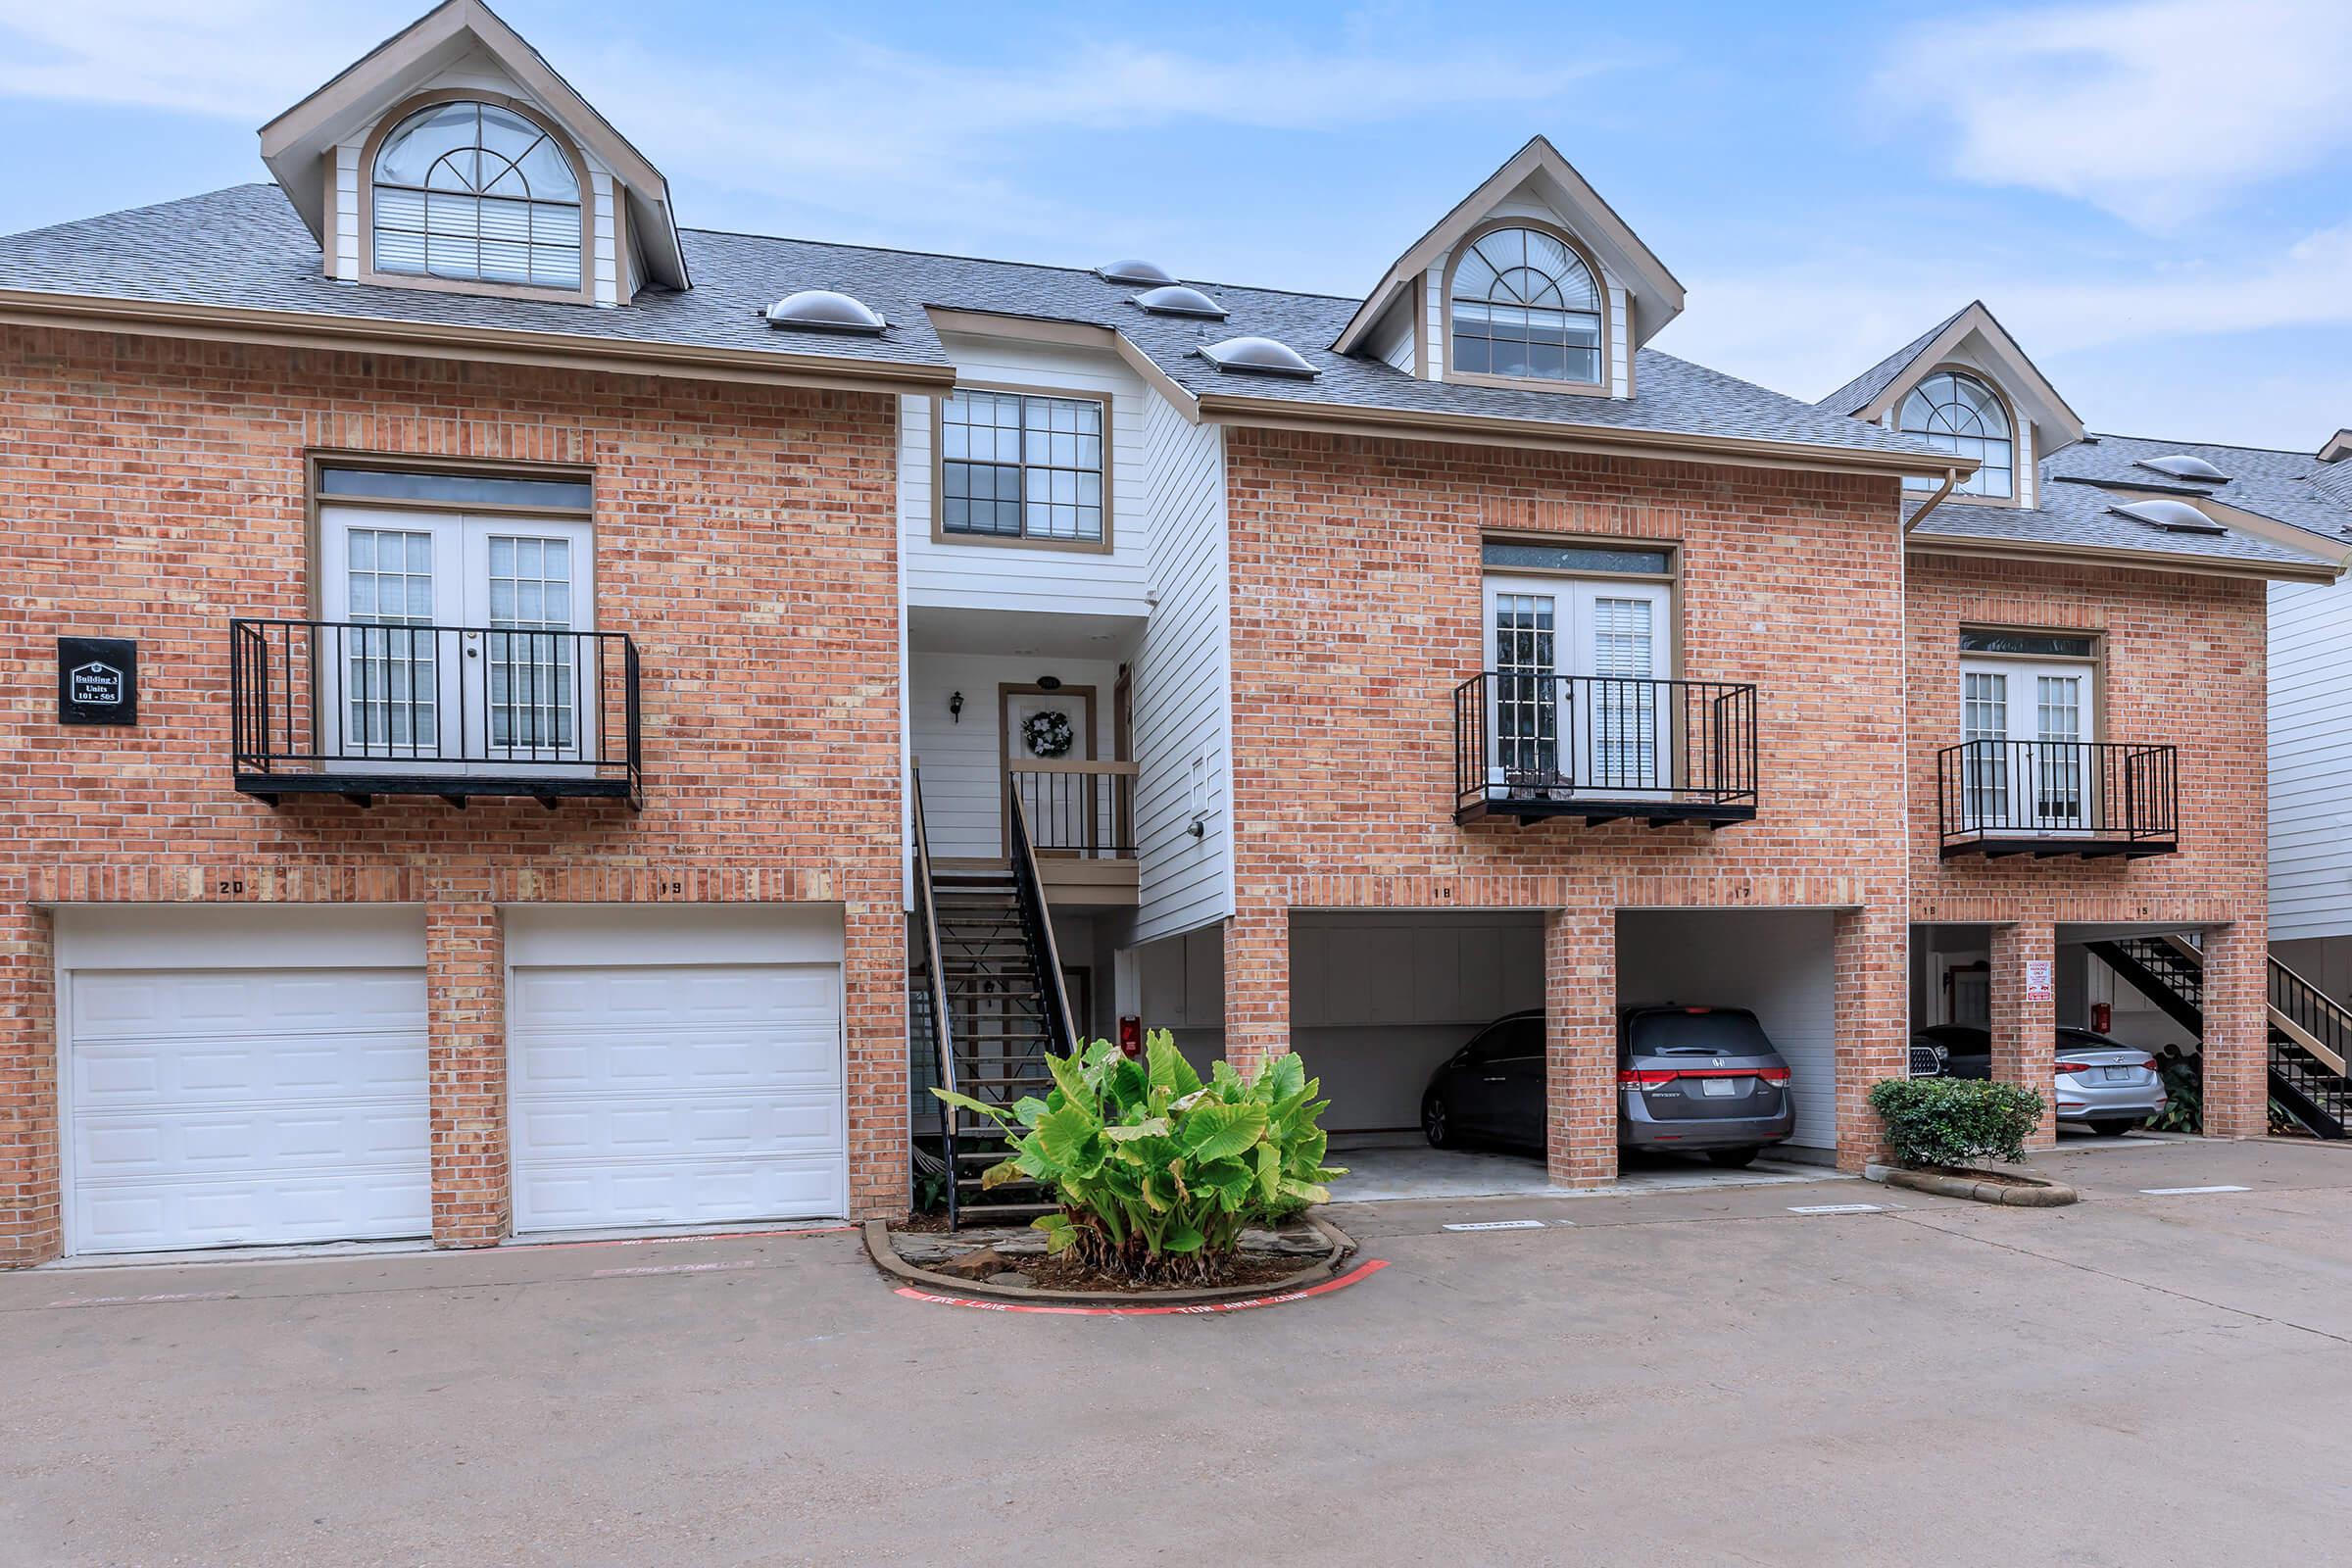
[939,389,1105,544]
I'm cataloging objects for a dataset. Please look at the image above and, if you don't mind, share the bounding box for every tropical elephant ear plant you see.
[933,1031,1346,1286]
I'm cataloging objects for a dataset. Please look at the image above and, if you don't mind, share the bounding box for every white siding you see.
[901,336,1152,617]
[1362,294,1416,375]
[589,169,619,308]
[1617,911,1838,1151]
[331,142,361,282]
[2271,573,2352,942]
[908,652,1122,860]
[1129,392,1233,944]
[1607,278,1630,398]
[1423,265,1446,381]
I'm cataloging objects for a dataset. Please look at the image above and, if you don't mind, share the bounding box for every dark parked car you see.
[1908,1024,2167,1136]
[1421,1005,1795,1168]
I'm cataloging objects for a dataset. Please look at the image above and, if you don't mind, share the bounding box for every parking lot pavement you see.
[5,1139,2349,1567]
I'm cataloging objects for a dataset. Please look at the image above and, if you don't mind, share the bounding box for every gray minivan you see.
[1420,1004,1795,1167]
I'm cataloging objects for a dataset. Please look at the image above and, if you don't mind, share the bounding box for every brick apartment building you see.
[4,0,2346,1264]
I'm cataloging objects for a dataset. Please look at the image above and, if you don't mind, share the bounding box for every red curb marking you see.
[894,1257,1391,1315]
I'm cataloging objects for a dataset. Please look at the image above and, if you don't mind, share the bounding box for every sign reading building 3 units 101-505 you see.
[58,636,137,725]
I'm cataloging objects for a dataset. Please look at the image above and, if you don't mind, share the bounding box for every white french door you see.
[1958,657,2094,832]
[1483,574,1671,794]
[318,506,594,770]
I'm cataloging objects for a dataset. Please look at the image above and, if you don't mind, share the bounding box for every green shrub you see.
[1868,1076,2044,1168]
[934,1031,1345,1284]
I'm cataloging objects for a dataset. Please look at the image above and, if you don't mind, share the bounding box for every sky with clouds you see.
[1,0,2346,449]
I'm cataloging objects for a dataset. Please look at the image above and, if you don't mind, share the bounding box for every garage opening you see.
[56,905,430,1257]
[1616,909,1839,1160]
[1911,920,2199,1140]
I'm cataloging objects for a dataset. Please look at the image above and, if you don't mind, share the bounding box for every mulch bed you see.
[1016,1248,1314,1296]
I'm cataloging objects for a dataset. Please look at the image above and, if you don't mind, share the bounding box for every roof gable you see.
[258,0,687,289]
[1332,135,1684,359]
[1823,300,2085,451]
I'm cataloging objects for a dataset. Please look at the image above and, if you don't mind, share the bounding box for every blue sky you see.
[2,0,2348,449]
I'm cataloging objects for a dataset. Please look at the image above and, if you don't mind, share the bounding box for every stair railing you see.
[2269,955,2352,1078]
[1006,786,1080,1058]
[909,764,963,1231]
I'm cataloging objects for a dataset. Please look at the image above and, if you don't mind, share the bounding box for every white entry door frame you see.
[318,505,595,771]
[1482,573,1673,794]
[1958,654,2097,833]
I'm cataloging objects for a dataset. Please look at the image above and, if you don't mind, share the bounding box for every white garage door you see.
[68,966,430,1254]
[509,961,847,1233]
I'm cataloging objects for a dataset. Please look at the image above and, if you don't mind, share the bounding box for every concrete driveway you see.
[7,1138,2351,1567]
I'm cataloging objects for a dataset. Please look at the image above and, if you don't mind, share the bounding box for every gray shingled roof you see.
[2041,429,2352,546]
[1815,305,1969,417]
[0,183,1939,463]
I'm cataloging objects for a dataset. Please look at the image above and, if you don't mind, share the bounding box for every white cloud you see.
[1666,220,2352,444]
[0,3,1633,244]
[1881,0,2352,228]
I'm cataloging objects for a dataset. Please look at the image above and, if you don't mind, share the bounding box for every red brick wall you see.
[0,326,909,1259]
[1219,428,1915,1176]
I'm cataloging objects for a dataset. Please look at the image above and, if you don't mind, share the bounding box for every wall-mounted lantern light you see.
[949,690,963,722]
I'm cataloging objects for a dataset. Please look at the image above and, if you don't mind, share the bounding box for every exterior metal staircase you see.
[2083,935,2349,1139]
[909,765,1080,1229]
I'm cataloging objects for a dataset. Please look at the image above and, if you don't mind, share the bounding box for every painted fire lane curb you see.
[894,1257,1391,1316]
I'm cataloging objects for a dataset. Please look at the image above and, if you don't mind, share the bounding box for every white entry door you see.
[1483,574,1671,793]
[508,961,849,1232]
[66,964,430,1255]
[1959,658,2095,832]
[318,506,594,768]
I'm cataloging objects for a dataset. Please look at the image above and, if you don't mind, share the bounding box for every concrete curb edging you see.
[1864,1162,2078,1206]
[863,1214,1356,1306]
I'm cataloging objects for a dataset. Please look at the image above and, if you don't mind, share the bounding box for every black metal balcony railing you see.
[230,618,642,808]
[1935,739,2176,858]
[1006,761,1138,859]
[1452,672,1759,826]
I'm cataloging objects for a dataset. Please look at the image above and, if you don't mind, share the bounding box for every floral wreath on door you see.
[1021,709,1076,759]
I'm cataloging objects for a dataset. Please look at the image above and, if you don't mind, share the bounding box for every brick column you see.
[427,903,509,1248]
[1989,920,2058,1150]
[2200,919,2269,1139]
[1832,904,1909,1171]
[0,905,61,1267]
[1544,906,1617,1188]
[1223,906,1291,1080]
[845,898,909,1221]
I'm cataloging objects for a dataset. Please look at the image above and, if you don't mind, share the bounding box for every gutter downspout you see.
[1903,467,1961,532]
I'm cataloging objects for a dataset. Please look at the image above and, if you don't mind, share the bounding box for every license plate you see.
[2102,1066,2132,1081]
[1701,1077,1739,1098]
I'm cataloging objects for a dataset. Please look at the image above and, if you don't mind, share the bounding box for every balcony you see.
[1452,672,1759,827]
[1006,760,1138,906]
[1936,740,2177,858]
[230,618,642,808]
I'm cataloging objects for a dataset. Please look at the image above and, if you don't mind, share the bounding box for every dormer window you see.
[1446,223,1605,389]
[1899,370,2015,499]
[368,97,584,295]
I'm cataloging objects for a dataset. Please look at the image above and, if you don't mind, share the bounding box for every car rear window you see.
[1629,1009,1774,1056]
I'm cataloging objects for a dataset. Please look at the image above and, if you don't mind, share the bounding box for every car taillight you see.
[2055,1061,2094,1075]
[1755,1066,1789,1084]
[2141,1056,2161,1073]
[1619,1069,1679,1087]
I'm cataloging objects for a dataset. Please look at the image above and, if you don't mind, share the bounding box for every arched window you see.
[1900,371,2015,498]
[1449,225,1603,385]
[371,100,582,291]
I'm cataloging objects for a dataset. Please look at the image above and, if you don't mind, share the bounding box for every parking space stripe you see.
[2138,1185,2252,1196]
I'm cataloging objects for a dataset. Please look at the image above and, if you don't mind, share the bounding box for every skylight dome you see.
[763,289,886,334]
[1131,285,1227,319]
[1097,259,1177,286]
[2111,499,2226,535]
[2135,454,2230,483]
[1198,335,1317,379]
